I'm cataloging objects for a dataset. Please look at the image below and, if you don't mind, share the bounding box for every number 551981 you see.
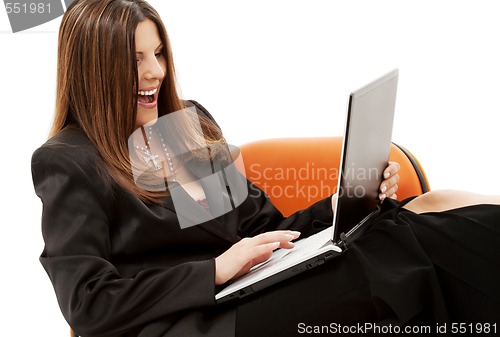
[5,2,52,14]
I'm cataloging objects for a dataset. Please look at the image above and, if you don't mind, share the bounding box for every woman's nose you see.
[144,57,165,80]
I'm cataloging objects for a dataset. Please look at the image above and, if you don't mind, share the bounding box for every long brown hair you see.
[52,0,224,203]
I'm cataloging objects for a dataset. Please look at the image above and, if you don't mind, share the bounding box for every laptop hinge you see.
[338,207,381,249]
[338,233,349,250]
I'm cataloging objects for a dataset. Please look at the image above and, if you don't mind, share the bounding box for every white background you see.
[1,0,499,335]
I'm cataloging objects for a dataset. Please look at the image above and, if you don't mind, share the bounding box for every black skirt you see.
[236,199,500,336]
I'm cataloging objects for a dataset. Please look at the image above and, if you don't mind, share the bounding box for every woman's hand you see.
[331,161,400,212]
[215,230,301,285]
[379,161,400,202]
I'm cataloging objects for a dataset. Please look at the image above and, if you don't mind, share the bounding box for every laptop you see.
[216,69,399,303]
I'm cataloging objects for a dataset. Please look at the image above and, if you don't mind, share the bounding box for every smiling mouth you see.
[137,87,158,104]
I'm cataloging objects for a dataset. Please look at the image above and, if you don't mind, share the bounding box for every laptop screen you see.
[333,69,399,242]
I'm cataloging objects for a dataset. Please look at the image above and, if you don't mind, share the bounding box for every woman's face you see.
[135,19,167,128]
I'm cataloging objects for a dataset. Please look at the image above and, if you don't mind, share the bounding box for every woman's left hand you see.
[379,161,400,202]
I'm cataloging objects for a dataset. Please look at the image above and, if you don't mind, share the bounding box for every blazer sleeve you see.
[32,144,218,337]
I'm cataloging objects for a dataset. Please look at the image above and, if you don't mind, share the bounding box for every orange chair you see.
[238,137,429,217]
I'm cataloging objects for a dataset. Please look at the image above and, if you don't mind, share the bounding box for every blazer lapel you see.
[162,181,237,244]
[158,151,247,244]
[187,156,242,243]
[198,174,240,241]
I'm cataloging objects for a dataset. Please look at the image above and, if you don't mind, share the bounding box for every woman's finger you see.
[251,230,301,246]
[381,173,400,190]
[381,183,399,201]
[379,173,399,201]
[383,161,400,179]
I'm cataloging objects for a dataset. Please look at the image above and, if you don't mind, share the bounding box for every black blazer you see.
[31,101,333,337]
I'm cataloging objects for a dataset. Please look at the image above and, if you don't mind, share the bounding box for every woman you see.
[32,0,500,336]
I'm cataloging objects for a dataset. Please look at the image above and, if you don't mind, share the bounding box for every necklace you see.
[135,126,179,183]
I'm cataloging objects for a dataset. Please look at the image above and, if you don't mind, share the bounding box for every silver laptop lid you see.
[332,69,399,242]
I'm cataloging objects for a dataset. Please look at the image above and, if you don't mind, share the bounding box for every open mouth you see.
[137,87,158,105]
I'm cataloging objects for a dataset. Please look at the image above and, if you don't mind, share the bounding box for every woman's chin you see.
[136,107,158,128]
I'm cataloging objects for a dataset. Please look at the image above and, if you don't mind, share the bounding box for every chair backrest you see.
[238,137,429,217]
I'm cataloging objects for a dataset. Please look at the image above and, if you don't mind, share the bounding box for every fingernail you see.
[380,185,387,193]
[384,172,390,179]
[291,231,301,237]
[379,193,386,201]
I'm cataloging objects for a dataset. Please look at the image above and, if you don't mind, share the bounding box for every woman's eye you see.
[155,50,163,58]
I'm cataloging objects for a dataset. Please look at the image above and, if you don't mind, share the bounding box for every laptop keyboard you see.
[245,226,336,276]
